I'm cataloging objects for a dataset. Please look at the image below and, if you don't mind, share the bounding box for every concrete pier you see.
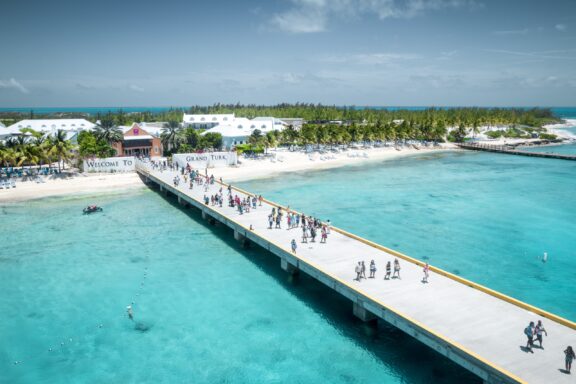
[457,142,576,161]
[136,161,576,384]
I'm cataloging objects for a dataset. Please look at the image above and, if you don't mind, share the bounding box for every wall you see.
[83,156,135,172]
[172,152,238,169]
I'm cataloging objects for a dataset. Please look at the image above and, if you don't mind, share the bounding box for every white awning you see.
[124,135,153,140]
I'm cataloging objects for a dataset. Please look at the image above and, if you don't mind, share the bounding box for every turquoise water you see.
[240,151,576,321]
[0,106,574,116]
[0,191,478,383]
[522,143,576,155]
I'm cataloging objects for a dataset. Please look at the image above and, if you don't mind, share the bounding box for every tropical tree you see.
[161,120,182,154]
[248,129,264,147]
[48,130,73,172]
[94,118,123,145]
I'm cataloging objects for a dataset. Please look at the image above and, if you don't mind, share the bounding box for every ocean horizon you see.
[1,106,576,118]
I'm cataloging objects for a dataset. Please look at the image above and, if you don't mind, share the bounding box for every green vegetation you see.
[0,106,563,157]
[77,131,116,158]
[0,129,74,171]
[538,133,558,140]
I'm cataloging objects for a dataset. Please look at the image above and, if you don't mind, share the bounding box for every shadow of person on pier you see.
[519,346,534,353]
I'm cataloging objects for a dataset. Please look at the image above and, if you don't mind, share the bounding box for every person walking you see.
[422,263,430,283]
[565,346,576,373]
[524,321,535,353]
[385,261,391,280]
[302,226,308,243]
[361,261,367,279]
[392,258,401,279]
[535,320,548,349]
[321,227,327,243]
[291,239,297,254]
[369,260,376,278]
[355,262,362,281]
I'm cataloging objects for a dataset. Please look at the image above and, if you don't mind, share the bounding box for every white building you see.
[6,119,96,137]
[201,117,287,149]
[183,113,235,130]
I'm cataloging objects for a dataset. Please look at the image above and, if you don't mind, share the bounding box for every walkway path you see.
[137,162,576,384]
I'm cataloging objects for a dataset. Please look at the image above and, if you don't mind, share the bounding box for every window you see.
[212,117,217,121]
[237,125,243,129]
[190,117,195,121]
[201,117,205,121]
[250,125,256,129]
[261,125,266,129]
[223,117,228,121]
[154,147,159,154]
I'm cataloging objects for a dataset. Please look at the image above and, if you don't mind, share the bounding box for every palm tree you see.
[48,130,73,172]
[161,120,182,154]
[94,118,123,145]
[248,129,263,148]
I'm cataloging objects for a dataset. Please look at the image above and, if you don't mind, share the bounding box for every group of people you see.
[524,320,575,374]
[524,320,548,353]
[355,258,402,281]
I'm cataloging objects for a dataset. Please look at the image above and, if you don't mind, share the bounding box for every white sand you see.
[0,172,145,203]
[213,144,456,183]
[0,144,456,203]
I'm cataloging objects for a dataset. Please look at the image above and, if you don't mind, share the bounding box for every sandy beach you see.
[0,172,145,203]
[216,145,456,183]
[0,145,455,203]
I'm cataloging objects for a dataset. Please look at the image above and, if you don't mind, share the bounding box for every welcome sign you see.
[83,156,136,172]
[173,152,237,169]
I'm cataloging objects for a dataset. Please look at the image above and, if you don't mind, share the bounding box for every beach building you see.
[112,123,163,157]
[278,117,304,130]
[201,117,287,149]
[6,119,96,136]
[183,113,234,129]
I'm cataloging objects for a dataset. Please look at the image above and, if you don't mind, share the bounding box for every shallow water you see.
[0,191,478,383]
[522,143,576,155]
[240,150,576,321]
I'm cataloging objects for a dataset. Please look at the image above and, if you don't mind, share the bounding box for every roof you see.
[6,119,96,134]
[201,117,284,138]
[183,113,235,124]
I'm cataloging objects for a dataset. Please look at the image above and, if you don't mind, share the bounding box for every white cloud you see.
[493,29,529,35]
[323,52,420,64]
[555,24,567,31]
[128,84,144,92]
[484,49,576,61]
[0,78,29,94]
[270,0,481,33]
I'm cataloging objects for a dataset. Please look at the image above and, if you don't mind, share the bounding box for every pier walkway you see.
[457,142,576,160]
[136,161,576,384]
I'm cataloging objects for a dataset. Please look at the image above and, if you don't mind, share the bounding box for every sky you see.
[0,0,575,107]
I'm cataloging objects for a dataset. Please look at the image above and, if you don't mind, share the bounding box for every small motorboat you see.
[83,205,103,214]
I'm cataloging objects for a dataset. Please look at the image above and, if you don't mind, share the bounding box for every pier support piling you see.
[353,301,377,322]
[177,196,187,207]
[281,259,299,275]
